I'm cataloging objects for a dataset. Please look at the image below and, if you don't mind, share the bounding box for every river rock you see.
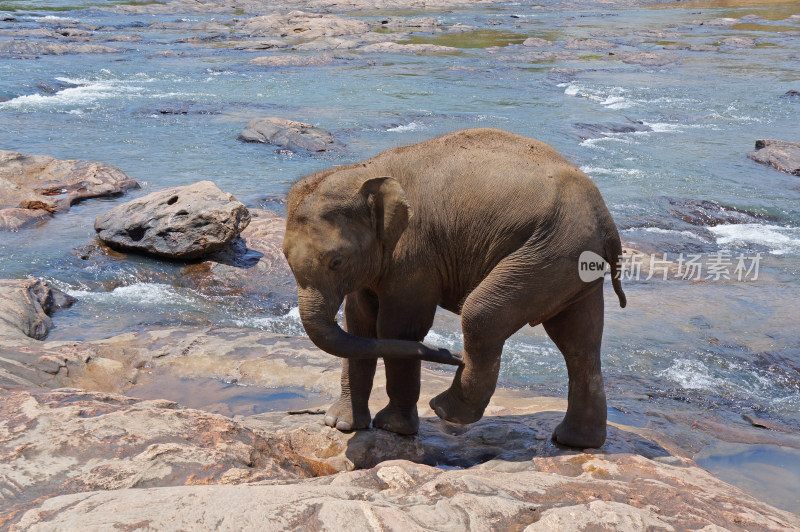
[667,198,777,227]
[781,89,800,100]
[0,150,138,231]
[373,16,441,29]
[237,117,341,153]
[522,37,553,47]
[615,51,680,66]
[248,54,336,67]
[748,139,800,176]
[236,11,369,41]
[565,37,616,50]
[94,181,251,260]
[0,279,75,341]
[292,32,397,51]
[359,42,458,54]
[0,41,119,56]
[721,36,756,48]
[179,209,296,312]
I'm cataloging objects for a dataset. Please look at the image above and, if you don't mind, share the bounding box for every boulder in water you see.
[94,181,251,260]
[238,117,342,153]
[748,139,800,176]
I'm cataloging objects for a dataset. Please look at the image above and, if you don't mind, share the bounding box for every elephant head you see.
[283,171,462,366]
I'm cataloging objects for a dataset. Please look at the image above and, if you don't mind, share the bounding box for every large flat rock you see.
[0,150,138,231]
[748,139,800,176]
[1,279,799,530]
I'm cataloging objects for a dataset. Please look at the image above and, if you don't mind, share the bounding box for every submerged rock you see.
[0,150,138,231]
[667,198,777,227]
[94,181,251,260]
[573,121,651,139]
[238,117,342,153]
[780,89,800,101]
[35,79,80,94]
[748,139,800,176]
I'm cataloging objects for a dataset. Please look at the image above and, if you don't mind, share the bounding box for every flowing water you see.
[1,0,799,512]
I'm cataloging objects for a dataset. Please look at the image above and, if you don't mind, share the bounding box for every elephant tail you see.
[602,224,627,308]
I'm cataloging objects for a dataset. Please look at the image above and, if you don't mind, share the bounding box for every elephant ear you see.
[359,176,413,254]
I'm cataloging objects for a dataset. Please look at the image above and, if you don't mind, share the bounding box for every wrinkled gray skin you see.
[283,129,626,448]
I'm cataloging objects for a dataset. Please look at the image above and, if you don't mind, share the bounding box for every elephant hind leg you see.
[431,249,571,425]
[324,290,377,432]
[543,283,607,449]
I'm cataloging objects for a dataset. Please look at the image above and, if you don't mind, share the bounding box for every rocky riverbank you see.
[1,278,799,530]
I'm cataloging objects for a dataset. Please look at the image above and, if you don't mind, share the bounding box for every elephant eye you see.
[329,256,344,271]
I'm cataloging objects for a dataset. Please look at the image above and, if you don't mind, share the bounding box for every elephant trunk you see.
[297,287,463,366]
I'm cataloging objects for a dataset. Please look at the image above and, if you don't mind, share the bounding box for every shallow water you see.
[126,374,321,417]
[1,0,800,510]
[695,442,800,513]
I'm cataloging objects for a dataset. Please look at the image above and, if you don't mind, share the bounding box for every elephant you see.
[282,128,626,448]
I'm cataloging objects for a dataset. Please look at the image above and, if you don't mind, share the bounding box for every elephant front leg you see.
[429,341,502,425]
[372,359,421,435]
[324,291,377,432]
[324,358,376,431]
[372,297,437,435]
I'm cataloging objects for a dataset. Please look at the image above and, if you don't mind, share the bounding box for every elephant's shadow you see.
[341,410,672,471]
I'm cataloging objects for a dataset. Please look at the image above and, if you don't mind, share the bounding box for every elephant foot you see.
[373,403,419,435]
[324,396,371,432]
[429,387,487,425]
[551,417,606,449]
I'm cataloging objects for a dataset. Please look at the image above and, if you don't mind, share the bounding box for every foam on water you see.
[622,226,709,240]
[65,283,203,306]
[0,77,141,112]
[709,224,800,255]
[233,306,305,336]
[580,166,646,179]
[0,72,196,112]
[387,122,422,132]
[662,358,728,390]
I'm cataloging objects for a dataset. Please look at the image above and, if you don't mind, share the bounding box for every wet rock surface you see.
[667,198,778,227]
[238,117,342,153]
[748,139,800,176]
[95,181,251,260]
[0,150,138,231]
[178,208,297,311]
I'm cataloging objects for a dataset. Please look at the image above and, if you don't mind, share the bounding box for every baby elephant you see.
[283,128,626,448]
